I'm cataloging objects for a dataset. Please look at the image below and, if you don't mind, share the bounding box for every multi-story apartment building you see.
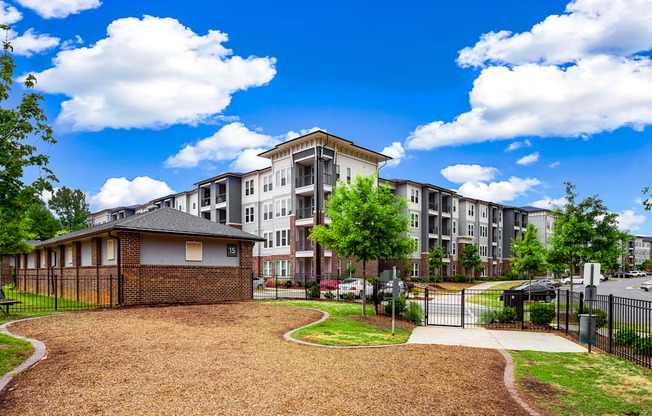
[86,205,140,227]
[136,190,199,215]
[502,207,528,258]
[520,206,555,249]
[622,236,652,270]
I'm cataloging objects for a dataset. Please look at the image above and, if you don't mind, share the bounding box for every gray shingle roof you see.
[34,207,263,248]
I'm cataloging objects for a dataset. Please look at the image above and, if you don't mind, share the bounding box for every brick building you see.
[12,208,262,305]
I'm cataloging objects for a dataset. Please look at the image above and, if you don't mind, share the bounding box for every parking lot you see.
[564,275,652,300]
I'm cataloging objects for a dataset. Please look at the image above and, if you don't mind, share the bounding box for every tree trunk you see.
[362,260,367,317]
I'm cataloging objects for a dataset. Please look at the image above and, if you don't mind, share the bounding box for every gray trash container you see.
[579,314,596,344]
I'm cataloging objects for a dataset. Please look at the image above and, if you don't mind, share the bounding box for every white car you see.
[561,276,583,286]
[633,270,647,277]
[338,278,374,298]
[641,281,652,292]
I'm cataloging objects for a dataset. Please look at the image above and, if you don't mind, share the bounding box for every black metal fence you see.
[2,273,123,312]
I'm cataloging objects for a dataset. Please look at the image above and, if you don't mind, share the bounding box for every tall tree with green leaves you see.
[550,182,627,292]
[309,173,413,317]
[26,201,61,240]
[428,245,445,281]
[511,223,546,301]
[0,25,57,255]
[48,186,90,231]
[460,243,481,281]
[546,247,567,278]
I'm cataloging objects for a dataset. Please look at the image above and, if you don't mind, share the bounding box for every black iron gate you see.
[423,288,467,327]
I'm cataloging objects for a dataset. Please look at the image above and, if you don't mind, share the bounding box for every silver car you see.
[338,278,374,298]
[252,276,266,290]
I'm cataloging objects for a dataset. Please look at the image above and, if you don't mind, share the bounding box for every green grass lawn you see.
[512,350,652,416]
[3,285,93,311]
[0,333,34,377]
[263,300,413,346]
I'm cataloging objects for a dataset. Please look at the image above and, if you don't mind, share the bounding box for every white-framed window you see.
[411,213,419,228]
[276,167,291,187]
[337,260,341,276]
[453,200,457,212]
[481,267,487,277]
[481,207,487,218]
[336,165,340,181]
[480,245,488,257]
[245,206,255,223]
[499,212,502,222]
[346,260,352,274]
[453,221,456,234]
[185,241,202,261]
[411,263,419,278]
[346,167,351,183]
[412,237,419,253]
[275,198,290,217]
[263,175,273,192]
[275,260,290,277]
[263,261,272,277]
[263,203,273,220]
[107,239,115,261]
[275,229,289,247]
[411,189,419,203]
[245,179,254,196]
[468,205,474,216]
[67,246,73,264]
[480,226,487,237]
[468,224,474,236]
[263,232,273,249]
[452,242,456,255]
[40,250,45,267]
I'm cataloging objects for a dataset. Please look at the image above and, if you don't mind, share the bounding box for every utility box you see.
[579,314,596,344]
[502,290,524,321]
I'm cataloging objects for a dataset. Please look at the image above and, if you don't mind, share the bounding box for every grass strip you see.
[263,300,413,346]
[512,350,652,416]
[0,333,34,377]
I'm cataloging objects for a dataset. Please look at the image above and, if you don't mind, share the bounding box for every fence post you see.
[96,273,100,306]
[461,289,465,328]
[54,272,58,311]
[110,274,113,307]
[565,289,569,334]
[275,275,278,300]
[424,287,429,326]
[521,291,525,330]
[608,294,614,354]
[557,289,560,331]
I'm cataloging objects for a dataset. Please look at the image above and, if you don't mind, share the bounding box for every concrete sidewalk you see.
[408,327,587,352]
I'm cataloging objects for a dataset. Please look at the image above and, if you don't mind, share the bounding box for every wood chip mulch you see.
[0,302,529,415]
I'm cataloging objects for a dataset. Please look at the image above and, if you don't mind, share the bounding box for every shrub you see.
[265,278,274,288]
[376,291,386,302]
[635,337,652,356]
[451,274,468,283]
[384,294,406,315]
[501,270,520,280]
[479,310,499,325]
[323,291,335,300]
[496,307,518,324]
[529,302,556,326]
[365,295,374,303]
[296,281,303,288]
[320,280,340,291]
[574,307,607,328]
[304,281,320,299]
[405,302,424,325]
[284,280,292,288]
[342,293,356,301]
[614,328,640,347]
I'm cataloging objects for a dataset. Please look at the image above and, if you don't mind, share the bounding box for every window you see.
[480,245,488,257]
[411,213,419,228]
[453,201,457,212]
[40,251,45,267]
[346,260,351,275]
[337,260,341,276]
[346,167,351,183]
[263,261,272,277]
[276,167,291,187]
[411,263,419,278]
[468,224,474,236]
[481,207,487,218]
[480,226,487,237]
[263,175,273,192]
[275,260,290,276]
[452,242,456,255]
[245,206,255,223]
[263,232,273,249]
[193,202,196,210]
[263,203,273,220]
[468,205,475,216]
[411,189,419,203]
[336,165,340,181]
[453,221,456,234]
[185,241,202,261]
[244,179,254,196]
[412,237,419,253]
[499,212,502,222]
[107,239,115,261]
[275,198,290,217]
[275,229,289,247]
[67,246,73,264]
[452,264,456,275]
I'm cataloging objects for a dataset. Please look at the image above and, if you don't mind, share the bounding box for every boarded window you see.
[186,241,203,261]
[107,239,115,261]
[67,247,73,264]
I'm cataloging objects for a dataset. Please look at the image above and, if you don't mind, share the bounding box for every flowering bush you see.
[320,280,341,291]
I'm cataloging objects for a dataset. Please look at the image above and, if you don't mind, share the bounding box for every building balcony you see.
[296,206,314,220]
[429,226,438,235]
[429,202,438,211]
[442,228,451,236]
[441,205,451,214]
[296,240,314,252]
[515,220,521,227]
[216,193,226,204]
[296,174,314,188]
[201,197,211,207]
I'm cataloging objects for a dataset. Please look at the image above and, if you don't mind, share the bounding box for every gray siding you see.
[139,234,239,267]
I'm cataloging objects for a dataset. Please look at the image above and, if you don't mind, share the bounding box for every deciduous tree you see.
[460,243,481,281]
[428,245,445,282]
[511,223,546,301]
[48,186,90,231]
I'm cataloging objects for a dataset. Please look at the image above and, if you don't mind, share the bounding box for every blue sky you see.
[5,0,652,234]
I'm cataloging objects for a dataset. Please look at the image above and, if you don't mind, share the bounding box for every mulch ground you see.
[0,302,529,415]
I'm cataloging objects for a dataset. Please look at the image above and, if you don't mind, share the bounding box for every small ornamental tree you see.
[310,173,413,317]
[428,245,445,282]
[460,243,481,281]
[0,25,57,256]
[511,224,546,301]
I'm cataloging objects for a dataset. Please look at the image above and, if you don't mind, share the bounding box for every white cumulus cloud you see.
[15,0,101,19]
[89,176,174,211]
[517,151,540,166]
[406,0,652,150]
[549,161,561,168]
[440,164,498,183]
[505,139,532,152]
[616,209,646,231]
[28,16,276,131]
[457,177,541,203]
[9,28,60,56]
[0,1,21,24]
[531,196,568,209]
[381,142,405,167]
[231,148,272,172]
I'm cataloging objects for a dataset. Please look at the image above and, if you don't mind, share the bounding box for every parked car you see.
[561,276,583,286]
[380,279,407,296]
[252,276,266,290]
[612,271,635,278]
[498,282,556,302]
[540,279,561,288]
[632,270,647,277]
[338,278,374,298]
[641,281,652,292]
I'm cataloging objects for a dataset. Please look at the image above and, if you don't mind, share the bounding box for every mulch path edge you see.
[0,315,65,394]
[497,348,541,416]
